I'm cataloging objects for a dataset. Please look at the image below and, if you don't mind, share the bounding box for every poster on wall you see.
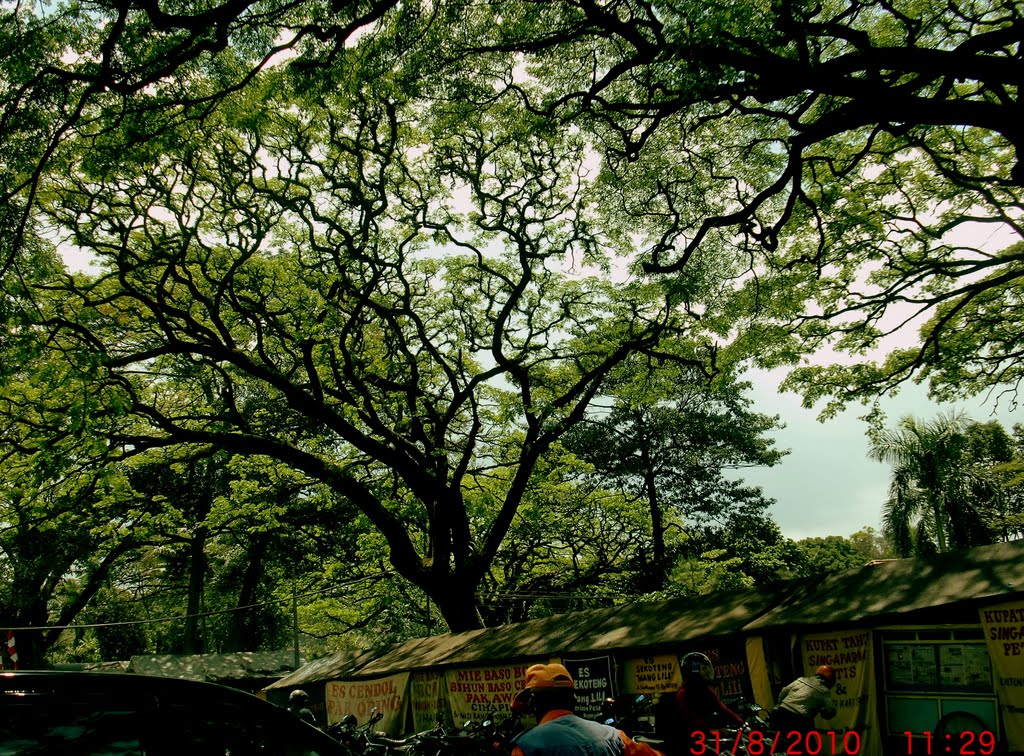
[623,654,681,695]
[885,644,939,690]
[800,629,881,756]
[445,663,537,723]
[563,656,616,721]
[409,670,448,732]
[939,644,993,691]
[979,600,1024,752]
[325,672,410,734]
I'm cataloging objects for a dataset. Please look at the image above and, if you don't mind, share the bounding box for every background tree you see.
[846,526,898,563]
[868,412,1010,556]
[787,536,867,579]
[564,365,785,591]
[979,424,1024,542]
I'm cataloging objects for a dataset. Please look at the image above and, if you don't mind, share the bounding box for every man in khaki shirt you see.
[770,665,838,734]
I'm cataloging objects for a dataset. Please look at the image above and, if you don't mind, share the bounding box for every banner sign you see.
[326,672,410,734]
[445,663,536,723]
[623,653,681,694]
[409,670,448,732]
[688,643,753,707]
[799,629,880,755]
[563,656,616,721]
[980,600,1024,751]
[745,637,774,711]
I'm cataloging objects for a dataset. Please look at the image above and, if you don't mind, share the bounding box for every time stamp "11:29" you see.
[903,731,997,755]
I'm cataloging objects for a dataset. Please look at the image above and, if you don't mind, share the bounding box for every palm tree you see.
[868,412,999,557]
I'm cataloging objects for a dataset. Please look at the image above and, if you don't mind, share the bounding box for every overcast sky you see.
[738,368,1021,541]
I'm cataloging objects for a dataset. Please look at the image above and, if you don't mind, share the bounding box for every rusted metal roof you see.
[574,584,793,654]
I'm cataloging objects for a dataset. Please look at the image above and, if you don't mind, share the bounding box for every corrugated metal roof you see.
[267,539,1024,688]
[745,538,1024,631]
[265,647,376,690]
[346,629,491,678]
[128,650,297,683]
[445,606,617,665]
[575,584,792,654]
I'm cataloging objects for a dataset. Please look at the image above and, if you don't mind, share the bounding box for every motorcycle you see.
[598,694,663,747]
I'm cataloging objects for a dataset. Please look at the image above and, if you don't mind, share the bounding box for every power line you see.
[3,572,393,632]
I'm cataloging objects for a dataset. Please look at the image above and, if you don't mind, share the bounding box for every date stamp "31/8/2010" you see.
[686,730,999,755]
[688,730,863,755]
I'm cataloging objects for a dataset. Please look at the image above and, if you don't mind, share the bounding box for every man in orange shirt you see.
[510,664,664,756]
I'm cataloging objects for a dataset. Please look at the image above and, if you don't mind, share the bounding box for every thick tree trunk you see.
[7,580,49,669]
[641,446,667,591]
[425,577,484,632]
[182,529,208,654]
[224,534,270,652]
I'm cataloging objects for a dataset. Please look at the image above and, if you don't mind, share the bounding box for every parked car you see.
[0,670,352,755]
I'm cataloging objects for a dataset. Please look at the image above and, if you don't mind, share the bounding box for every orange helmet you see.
[511,664,575,714]
[815,665,836,686]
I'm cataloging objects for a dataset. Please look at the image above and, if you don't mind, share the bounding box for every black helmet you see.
[289,689,310,704]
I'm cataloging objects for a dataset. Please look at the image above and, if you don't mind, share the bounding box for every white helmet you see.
[681,652,714,680]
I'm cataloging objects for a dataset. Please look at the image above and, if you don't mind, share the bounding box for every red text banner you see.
[409,670,448,732]
[445,663,536,723]
[326,672,410,735]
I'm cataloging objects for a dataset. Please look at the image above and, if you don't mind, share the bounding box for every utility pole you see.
[292,582,300,669]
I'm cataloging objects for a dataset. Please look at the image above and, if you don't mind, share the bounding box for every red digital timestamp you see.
[903,731,997,755]
[690,730,863,755]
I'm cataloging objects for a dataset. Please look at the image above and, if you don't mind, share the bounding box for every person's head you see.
[288,689,310,708]
[680,652,715,682]
[814,665,836,689]
[511,663,576,718]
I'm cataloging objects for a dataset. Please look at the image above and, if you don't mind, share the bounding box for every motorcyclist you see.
[287,688,318,727]
[663,652,743,756]
[769,665,838,734]
[510,663,663,756]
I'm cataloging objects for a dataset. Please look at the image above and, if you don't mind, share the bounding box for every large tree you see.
[5,0,1024,638]
[23,55,724,631]
[2,0,1022,415]
[433,0,1024,409]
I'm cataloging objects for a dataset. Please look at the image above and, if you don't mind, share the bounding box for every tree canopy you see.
[2,0,1023,645]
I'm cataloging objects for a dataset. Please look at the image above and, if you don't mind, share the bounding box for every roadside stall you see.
[266,540,1024,756]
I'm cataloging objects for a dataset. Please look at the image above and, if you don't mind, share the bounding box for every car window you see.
[0,679,344,756]
[151,699,342,756]
[0,692,145,755]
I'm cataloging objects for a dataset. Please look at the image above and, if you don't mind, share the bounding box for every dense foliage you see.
[1,0,1022,661]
